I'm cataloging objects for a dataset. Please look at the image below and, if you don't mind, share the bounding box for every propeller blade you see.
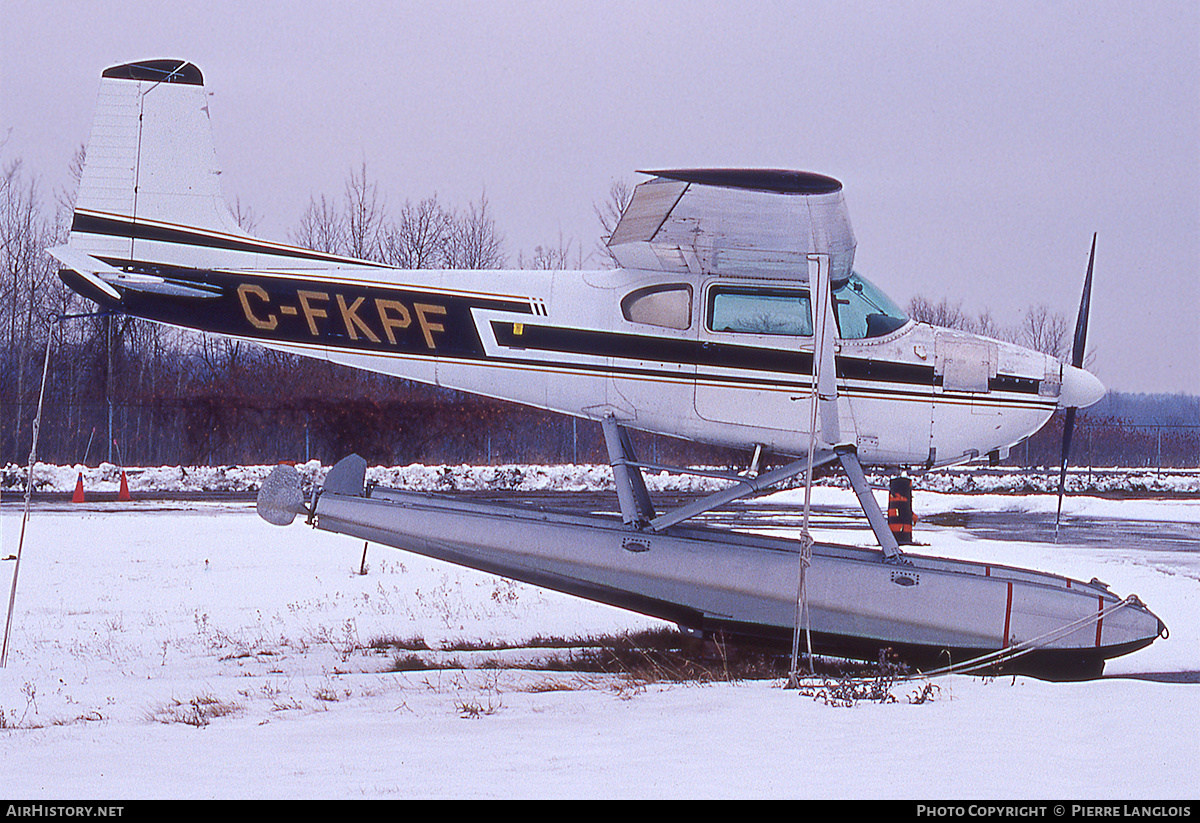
[1056,234,1096,540]
[1071,233,1096,369]
[1054,406,1076,540]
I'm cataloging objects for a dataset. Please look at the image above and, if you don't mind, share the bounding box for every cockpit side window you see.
[621,284,693,330]
[707,286,813,336]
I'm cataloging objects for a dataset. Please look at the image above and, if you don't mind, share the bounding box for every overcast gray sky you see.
[2,0,1197,395]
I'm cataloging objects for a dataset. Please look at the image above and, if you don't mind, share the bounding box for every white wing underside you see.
[606,174,856,282]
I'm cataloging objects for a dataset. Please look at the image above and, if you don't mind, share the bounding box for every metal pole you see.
[82,426,96,466]
[788,255,830,687]
[2,331,53,667]
[107,314,113,464]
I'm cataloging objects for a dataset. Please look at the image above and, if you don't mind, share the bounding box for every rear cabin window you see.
[621,284,692,330]
[708,286,813,336]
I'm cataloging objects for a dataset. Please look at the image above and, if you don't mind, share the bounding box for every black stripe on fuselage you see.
[72,211,373,266]
[67,265,532,359]
[490,321,1043,396]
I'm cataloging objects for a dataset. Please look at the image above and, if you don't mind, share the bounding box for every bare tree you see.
[380,195,454,269]
[292,193,345,255]
[970,308,1010,342]
[344,161,385,262]
[1,156,68,459]
[291,164,385,261]
[53,143,86,226]
[907,295,969,329]
[231,197,261,234]
[518,231,580,270]
[908,292,1069,359]
[445,191,505,270]
[594,178,632,267]
[1020,304,1069,359]
[292,167,507,271]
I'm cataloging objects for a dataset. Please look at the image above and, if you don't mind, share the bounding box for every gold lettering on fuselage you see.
[337,294,381,343]
[375,298,412,344]
[296,290,330,336]
[237,283,278,330]
[413,303,447,349]
[237,283,448,349]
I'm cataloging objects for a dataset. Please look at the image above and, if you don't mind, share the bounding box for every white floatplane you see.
[51,60,1165,679]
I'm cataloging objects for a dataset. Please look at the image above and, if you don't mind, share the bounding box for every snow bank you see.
[3,462,1198,496]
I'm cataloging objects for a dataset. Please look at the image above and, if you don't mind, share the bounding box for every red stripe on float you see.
[1095,595,1104,647]
[1003,581,1013,646]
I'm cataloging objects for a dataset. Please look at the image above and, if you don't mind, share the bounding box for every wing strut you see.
[805,252,903,561]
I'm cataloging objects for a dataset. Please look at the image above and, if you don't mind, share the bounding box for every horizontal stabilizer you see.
[46,245,121,300]
[48,245,224,300]
[101,275,223,299]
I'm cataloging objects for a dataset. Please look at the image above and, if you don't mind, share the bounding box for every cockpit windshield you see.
[832,271,909,339]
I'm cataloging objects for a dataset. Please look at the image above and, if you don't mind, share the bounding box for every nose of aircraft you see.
[1059,364,1105,409]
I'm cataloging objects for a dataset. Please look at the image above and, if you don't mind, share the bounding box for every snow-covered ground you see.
[0,469,1197,799]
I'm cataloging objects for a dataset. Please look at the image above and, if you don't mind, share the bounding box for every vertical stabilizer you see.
[70,59,251,267]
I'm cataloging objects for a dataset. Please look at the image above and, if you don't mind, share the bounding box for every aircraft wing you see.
[606,169,856,282]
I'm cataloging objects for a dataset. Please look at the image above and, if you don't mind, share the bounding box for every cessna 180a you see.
[51,60,1165,679]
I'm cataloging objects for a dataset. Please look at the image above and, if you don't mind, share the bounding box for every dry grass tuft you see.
[149,694,241,727]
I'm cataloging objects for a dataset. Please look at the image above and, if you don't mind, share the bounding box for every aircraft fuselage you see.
[65,241,1062,468]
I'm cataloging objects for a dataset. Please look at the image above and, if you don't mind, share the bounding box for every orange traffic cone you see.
[72,472,86,503]
[118,471,131,501]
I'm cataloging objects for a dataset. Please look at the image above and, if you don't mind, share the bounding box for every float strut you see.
[838,448,904,561]
[601,417,655,527]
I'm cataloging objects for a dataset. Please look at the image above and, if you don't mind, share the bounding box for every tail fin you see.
[69,59,255,269]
